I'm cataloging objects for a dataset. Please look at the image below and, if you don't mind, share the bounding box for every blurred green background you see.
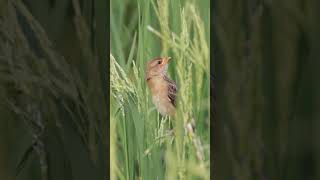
[214,0,320,180]
[0,0,107,180]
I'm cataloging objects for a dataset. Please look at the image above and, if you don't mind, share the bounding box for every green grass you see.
[110,0,210,179]
[0,1,107,179]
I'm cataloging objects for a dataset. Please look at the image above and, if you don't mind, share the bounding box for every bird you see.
[146,57,177,117]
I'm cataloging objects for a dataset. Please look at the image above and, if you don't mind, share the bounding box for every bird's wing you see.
[164,76,177,107]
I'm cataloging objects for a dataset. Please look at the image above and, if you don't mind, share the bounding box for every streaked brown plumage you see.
[146,57,177,116]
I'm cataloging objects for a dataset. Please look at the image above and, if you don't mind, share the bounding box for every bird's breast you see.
[152,93,175,116]
[148,78,175,116]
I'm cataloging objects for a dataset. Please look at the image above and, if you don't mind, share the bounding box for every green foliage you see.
[110,0,210,179]
[0,0,107,180]
[214,0,320,180]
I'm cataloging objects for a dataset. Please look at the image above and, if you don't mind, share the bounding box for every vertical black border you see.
[102,0,110,180]
[210,0,216,179]
[106,0,110,179]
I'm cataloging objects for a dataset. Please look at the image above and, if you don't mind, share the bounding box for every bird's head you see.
[146,57,171,79]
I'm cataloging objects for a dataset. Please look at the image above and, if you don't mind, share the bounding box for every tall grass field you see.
[110,0,210,179]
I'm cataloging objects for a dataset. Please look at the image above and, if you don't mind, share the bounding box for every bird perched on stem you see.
[146,57,177,117]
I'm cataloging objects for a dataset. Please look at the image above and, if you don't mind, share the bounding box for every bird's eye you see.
[158,60,162,64]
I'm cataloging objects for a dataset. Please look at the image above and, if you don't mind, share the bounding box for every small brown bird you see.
[146,57,177,116]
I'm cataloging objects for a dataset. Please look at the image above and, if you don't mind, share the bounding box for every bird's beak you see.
[162,57,171,65]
